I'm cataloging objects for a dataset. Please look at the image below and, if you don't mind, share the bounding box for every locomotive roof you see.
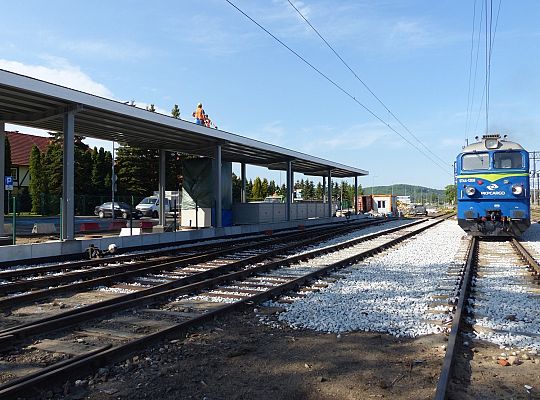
[461,139,524,153]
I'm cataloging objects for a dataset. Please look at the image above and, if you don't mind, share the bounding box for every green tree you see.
[261,178,269,199]
[315,182,323,200]
[91,147,112,195]
[29,145,46,214]
[232,173,242,202]
[3,137,11,214]
[18,187,31,212]
[246,179,253,201]
[146,104,156,112]
[251,177,263,201]
[332,182,339,201]
[303,179,315,200]
[75,136,93,195]
[268,180,276,196]
[116,145,159,196]
[171,104,180,119]
[4,135,11,179]
[43,139,63,197]
[445,184,456,205]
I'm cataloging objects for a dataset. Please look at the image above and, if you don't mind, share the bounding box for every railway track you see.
[434,236,540,400]
[0,216,444,398]
[0,219,392,316]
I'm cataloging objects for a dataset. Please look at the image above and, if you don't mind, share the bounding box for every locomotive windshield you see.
[493,151,523,169]
[462,152,489,170]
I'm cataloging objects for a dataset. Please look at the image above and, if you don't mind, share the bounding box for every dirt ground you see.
[40,307,447,400]
[15,309,540,400]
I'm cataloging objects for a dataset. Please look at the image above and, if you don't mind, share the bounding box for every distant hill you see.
[362,184,445,204]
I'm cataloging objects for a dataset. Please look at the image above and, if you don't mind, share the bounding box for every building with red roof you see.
[6,131,51,189]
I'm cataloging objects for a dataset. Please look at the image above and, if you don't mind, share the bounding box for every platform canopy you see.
[0,69,367,178]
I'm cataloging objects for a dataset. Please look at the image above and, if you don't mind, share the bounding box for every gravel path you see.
[265,220,465,338]
[468,239,540,352]
[520,221,540,257]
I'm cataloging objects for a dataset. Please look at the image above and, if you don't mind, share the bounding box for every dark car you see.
[94,202,142,219]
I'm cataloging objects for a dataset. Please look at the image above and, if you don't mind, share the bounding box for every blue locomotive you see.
[455,134,530,236]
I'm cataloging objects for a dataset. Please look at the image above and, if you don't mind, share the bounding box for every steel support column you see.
[0,122,4,235]
[159,149,166,226]
[322,176,326,203]
[62,111,75,240]
[286,161,292,221]
[327,169,333,217]
[214,144,222,228]
[354,176,358,214]
[241,162,246,203]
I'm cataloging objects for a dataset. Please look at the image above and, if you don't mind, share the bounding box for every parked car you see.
[94,202,142,219]
[412,205,428,216]
[136,196,170,218]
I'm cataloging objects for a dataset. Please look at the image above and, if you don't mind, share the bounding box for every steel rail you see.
[511,238,540,277]
[434,236,477,400]
[0,216,447,399]
[0,221,345,282]
[0,220,379,309]
[0,217,377,270]
[0,219,410,339]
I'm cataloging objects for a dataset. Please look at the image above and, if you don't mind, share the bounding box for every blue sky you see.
[1,0,539,190]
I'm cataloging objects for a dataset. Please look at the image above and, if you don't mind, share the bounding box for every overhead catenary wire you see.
[470,0,501,139]
[466,0,485,140]
[485,0,492,135]
[285,0,450,170]
[465,0,478,142]
[224,0,451,175]
[486,0,502,135]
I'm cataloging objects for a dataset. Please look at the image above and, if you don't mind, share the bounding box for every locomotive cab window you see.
[493,152,523,169]
[462,153,489,170]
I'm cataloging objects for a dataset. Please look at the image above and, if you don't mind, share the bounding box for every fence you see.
[6,193,146,216]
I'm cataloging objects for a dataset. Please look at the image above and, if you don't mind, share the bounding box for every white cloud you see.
[0,57,113,98]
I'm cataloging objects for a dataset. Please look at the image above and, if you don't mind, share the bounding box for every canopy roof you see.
[0,69,368,178]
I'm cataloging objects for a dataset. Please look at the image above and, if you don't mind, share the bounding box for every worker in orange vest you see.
[193,103,205,125]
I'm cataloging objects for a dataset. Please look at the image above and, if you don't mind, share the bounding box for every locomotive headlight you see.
[511,184,523,195]
[465,186,476,196]
[485,138,499,149]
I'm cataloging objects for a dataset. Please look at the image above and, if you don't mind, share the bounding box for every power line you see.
[486,0,502,134]
[485,0,492,135]
[285,0,450,169]
[465,0,477,142]
[466,0,484,139]
[224,0,451,174]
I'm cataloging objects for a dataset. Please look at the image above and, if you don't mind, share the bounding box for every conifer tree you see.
[4,136,11,179]
[315,182,323,200]
[261,178,269,199]
[251,177,263,201]
[231,173,241,202]
[29,146,45,214]
[171,104,180,119]
[268,180,276,196]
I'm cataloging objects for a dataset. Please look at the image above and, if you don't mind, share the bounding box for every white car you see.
[136,196,171,218]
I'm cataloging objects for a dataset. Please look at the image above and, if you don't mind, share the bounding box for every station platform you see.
[0,214,369,266]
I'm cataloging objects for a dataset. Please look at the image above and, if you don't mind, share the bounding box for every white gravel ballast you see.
[265,220,465,338]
